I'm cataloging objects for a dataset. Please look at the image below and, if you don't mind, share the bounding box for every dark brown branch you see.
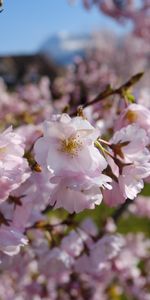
[70,72,144,116]
[111,198,132,223]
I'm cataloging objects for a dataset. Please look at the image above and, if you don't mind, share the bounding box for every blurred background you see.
[1,0,149,88]
[0,3,150,300]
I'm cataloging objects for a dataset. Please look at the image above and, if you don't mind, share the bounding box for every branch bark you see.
[70,72,144,116]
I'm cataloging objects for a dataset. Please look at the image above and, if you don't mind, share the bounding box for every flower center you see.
[0,147,7,155]
[125,110,138,123]
[60,136,82,156]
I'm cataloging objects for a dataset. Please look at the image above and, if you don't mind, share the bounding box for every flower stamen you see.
[125,110,138,123]
[60,136,83,156]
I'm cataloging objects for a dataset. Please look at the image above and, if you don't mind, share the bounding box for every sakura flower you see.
[34,114,111,212]
[60,222,97,258]
[75,234,124,275]
[38,247,74,279]
[115,104,150,133]
[105,124,150,204]
[0,227,28,256]
[50,173,111,213]
[0,127,30,202]
[90,234,124,264]
[61,230,84,257]
[110,124,149,164]
[106,154,150,202]
[34,113,107,177]
[11,171,53,226]
[13,171,53,211]
[80,217,98,237]
[129,196,150,218]
[118,164,150,200]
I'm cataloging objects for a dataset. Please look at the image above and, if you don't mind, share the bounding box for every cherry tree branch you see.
[111,198,132,223]
[70,72,144,116]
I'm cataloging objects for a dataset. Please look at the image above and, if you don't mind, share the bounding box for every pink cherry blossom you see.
[0,2,150,296]
[129,196,150,218]
[118,164,150,200]
[110,124,149,163]
[38,247,74,279]
[105,124,150,203]
[50,174,111,213]
[115,104,150,133]
[0,127,30,202]
[34,114,112,212]
[61,230,84,257]
[75,234,124,275]
[0,227,28,256]
[34,113,107,176]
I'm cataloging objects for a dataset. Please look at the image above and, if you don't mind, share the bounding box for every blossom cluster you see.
[0,65,150,298]
[0,3,150,296]
[76,0,150,40]
[34,114,112,212]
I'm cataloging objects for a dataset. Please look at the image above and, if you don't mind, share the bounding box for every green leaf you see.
[126,91,135,103]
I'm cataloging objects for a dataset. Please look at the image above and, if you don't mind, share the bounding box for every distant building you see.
[0,54,60,87]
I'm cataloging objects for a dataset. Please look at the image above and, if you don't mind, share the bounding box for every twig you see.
[70,72,143,116]
[111,198,132,223]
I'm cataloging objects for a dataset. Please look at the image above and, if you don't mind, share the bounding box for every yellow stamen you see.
[0,147,7,154]
[125,110,138,123]
[60,136,82,156]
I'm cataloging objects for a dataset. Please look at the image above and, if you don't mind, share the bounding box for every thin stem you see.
[111,198,132,223]
[70,72,143,116]
[98,138,111,146]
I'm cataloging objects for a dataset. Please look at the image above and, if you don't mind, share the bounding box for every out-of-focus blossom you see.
[38,247,74,280]
[75,234,124,275]
[77,0,150,40]
[61,230,84,257]
[0,227,28,256]
[0,127,30,202]
[115,103,150,133]
[129,196,150,218]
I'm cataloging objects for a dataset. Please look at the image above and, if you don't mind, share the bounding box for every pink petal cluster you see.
[115,103,150,133]
[37,225,124,280]
[129,196,150,218]
[0,2,150,295]
[0,127,30,202]
[34,114,111,212]
[75,234,124,276]
[104,124,150,205]
[0,199,30,257]
[0,227,28,256]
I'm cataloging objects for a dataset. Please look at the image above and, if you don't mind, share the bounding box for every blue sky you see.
[0,0,130,55]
